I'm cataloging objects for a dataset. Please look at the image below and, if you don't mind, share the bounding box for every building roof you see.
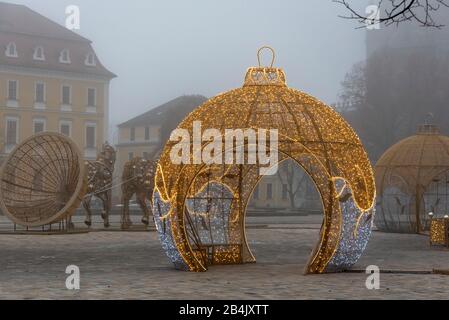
[0,2,115,79]
[0,2,89,42]
[118,95,208,128]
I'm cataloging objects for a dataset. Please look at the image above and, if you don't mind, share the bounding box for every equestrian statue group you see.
[80,142,157,230]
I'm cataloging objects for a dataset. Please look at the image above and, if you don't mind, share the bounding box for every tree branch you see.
[334,0,449,28]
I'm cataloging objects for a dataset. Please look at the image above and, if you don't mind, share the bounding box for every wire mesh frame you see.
[423,171,449,217]
[376,167,449,233]
[0,132,86,227]
[185,170,235,261]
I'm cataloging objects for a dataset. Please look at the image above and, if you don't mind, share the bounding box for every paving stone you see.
[0,215,448,299]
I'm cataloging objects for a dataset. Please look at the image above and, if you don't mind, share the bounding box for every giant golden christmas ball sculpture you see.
[153,48,376,274]
[375,123,449,233]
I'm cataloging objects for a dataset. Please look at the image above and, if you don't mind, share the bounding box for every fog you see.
[9,0,368,137]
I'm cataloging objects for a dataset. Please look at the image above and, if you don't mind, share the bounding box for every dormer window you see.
[85,52,96,66]
[59,49,71,64]
[5,42,17,57]
[33,46,45,61]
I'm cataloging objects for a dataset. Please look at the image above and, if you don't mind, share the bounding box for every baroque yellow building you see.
[0,2,115,163]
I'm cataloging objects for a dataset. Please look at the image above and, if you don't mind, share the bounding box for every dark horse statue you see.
[121,157,156,229]
[83,142,116,228]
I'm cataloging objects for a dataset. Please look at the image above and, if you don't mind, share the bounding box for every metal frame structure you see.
[0,132,86,228]
[375,124,449,233]
[153,48,376,274]
[83,142,116,228]
[121,157,156,229]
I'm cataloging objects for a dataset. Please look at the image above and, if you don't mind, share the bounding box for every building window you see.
[60,120,72,137]
[85,124,96,148]
[282,184,288,200]
[33,118,46,134]
[128,152,134,160]
[5,117,18,148]
[5,42,17,57]
[87,88,96,107]
[266,183,273,200]
[35,82,45,103]
[62,85,71,105]
[33,46,45,61]
[130,127,135,142]
[144,126,161,143]
[253,185,259,200]
[8,80,18,100]
[145,127,150,140]
[85,53,96,66]
[59,49,71,63]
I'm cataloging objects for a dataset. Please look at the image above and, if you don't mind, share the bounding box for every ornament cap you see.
[243,46,287,87]
[417,124,440,135]
[417,113,440,135]
[243,67,287,87]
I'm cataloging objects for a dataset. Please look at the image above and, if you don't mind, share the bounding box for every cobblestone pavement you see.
[0,215,449,299]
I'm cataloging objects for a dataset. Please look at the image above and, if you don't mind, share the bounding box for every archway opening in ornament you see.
[180,144,336,272]
[244,158,322,269]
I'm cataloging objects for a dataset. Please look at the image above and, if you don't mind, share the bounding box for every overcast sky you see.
[9,0,368,139]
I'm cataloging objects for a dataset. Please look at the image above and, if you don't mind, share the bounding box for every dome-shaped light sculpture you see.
[375,123,449,233]
[153,47,376,274]
[0,132,86,227]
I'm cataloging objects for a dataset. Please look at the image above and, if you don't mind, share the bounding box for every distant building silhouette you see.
[114,95,207,201]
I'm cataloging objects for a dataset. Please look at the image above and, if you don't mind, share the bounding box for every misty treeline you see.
[339,48,449,162]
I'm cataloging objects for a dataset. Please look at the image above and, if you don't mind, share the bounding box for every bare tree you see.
[277,161,308,209]
[335,0,449,28]
[338,61,367,112]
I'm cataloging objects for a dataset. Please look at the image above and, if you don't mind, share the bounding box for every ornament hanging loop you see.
[257,46,275,68]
